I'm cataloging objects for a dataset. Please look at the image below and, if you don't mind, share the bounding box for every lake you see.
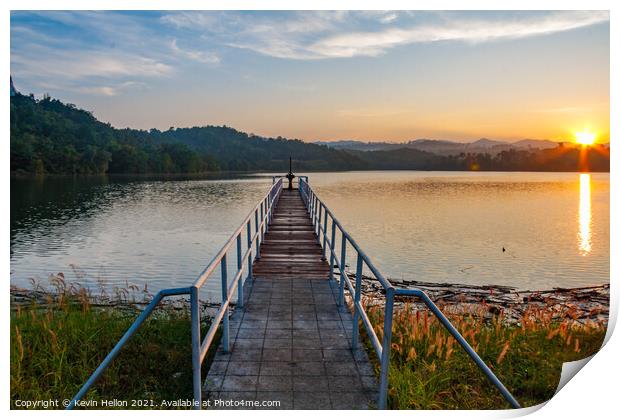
[10,171,609,302]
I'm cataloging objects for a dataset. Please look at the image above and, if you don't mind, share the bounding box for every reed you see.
[362,299,606,409]
[10,277,211,409]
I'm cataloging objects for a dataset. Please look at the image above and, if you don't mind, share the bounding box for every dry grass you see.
[10,276,211,409]
[362,299,607,409]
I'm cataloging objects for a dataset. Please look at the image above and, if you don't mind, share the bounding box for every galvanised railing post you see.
[313,196,318,227]
[246,220,253,281]
[221,254,229,352]
[190,286,202,409]
[313,199,317,231]
[338,234,347,307]
[321,211,328,261]
[313,195,317,221]
[254,209,260,260]
[312,192,316,217]
[351,253,364,350]
[317,202,323,236]
[236,234,243,308]
[378,287,395,410]
[329,219,336,280]
[260,201,265,241]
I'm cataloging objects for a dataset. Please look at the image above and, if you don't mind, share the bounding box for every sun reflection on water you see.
[578,173,592,256]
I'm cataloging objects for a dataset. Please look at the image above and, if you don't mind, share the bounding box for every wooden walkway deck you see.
[253,189,330,280]
[203,188,377,409]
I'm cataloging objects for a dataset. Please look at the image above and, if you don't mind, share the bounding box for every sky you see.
[10,10,610,143]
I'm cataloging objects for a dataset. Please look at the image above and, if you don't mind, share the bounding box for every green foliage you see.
[10,94,221,175]
[10,93,361,174]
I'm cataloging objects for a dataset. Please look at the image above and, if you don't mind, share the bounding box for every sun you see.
[575,131,596,146]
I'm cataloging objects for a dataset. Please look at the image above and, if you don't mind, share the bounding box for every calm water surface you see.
[10,172,609,300]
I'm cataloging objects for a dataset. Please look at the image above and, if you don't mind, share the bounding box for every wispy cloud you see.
[170,39,220,64]
[11,48,172,89]
[309,11,609,58]
[11,11,177,96]
[162,11,351,60]
[160,10,609,60]
[74,81,147,97]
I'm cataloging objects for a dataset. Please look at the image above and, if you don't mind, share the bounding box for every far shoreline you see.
[9,168,612,179]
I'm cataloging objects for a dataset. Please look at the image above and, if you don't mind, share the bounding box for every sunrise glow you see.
[575,131,597,146]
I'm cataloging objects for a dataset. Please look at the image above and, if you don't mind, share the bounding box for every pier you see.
[203,188,377,409]
[68,176,520,411]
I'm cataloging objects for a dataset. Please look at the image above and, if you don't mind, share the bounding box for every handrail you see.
[68,178,284,410]
[298,177,521,410]
[67,287,192,409]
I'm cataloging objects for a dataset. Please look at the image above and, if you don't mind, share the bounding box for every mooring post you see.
[286,156,295,190]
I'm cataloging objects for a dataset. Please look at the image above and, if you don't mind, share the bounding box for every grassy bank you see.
[363,301,607,409]
[10,286,209,409]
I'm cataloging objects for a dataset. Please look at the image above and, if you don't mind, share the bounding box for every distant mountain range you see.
[315,138,565,156]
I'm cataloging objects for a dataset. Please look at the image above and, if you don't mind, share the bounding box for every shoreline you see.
[10,168,612,178]
[11,277,609,325]
[340,271,609,324]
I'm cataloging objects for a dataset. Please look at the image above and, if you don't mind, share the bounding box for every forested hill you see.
[10,94,363,174]
[10,93,610,174]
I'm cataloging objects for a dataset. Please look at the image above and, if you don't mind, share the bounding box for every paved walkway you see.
[203,189,377,409]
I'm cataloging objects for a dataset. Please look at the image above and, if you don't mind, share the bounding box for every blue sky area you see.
[10,11,610,142]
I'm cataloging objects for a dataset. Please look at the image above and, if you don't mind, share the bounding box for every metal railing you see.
[68,178,284,410]
[298,177,521,410]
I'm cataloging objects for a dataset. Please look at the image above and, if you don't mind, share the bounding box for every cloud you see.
[170,39,220,64]
[10,10,610,99]
[161,11,353,60]
[161,10,609,60]
[76,86,119,96]
[309,11,611,58]
[12,49,172,80]
[160,11,219,29]
[11,11,179,97]
[74,81,147,97]
[380,13,399,24]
